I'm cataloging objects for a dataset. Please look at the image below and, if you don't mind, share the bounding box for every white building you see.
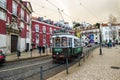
[100,23,120,43]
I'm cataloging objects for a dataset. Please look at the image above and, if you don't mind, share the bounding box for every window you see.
[26,25,28,30]
[74,39,79,47]
[61,37,67,47]
[21,8,24,20]
[26,32,29,38]
[55,37,60,47]
[43,26,46,33]
[69,38,72,47]
[35,24,39,32]
[52,38,54,47]
[43,35,46,44]
[36,33,39,45]
[0,0,6,9]
[27,14,30,23]
[20,22,24,28]
[0,9,6,21]
[50,27,52,34]
[12,1,17,16]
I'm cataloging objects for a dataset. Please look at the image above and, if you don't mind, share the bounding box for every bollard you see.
[40,66,43,80]
[46,47,48,55]
[66,58,69,74]
[30,49,32,57]
[17,50,21,59]
[78,54,81,66]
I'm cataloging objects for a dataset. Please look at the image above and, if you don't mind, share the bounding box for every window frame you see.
[0,0,6,9]
[0,9,6,21]
[12,1,17,16]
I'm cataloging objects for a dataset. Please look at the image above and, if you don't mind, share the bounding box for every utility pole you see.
[96,23,102,55]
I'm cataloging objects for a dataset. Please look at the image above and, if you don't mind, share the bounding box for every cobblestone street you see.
[47,47,120,80]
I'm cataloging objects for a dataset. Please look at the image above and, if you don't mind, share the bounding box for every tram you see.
[52,29,83,62]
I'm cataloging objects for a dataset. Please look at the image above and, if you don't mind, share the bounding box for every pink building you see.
[32,19,61,48]
[32,18,75,49]
[0,0,33,53]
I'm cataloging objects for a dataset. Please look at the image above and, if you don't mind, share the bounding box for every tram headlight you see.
[56,52,59,55]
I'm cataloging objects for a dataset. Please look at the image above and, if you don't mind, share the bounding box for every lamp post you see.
[99,30,102,55]
[96,23,102,55]
[99,24,102,55]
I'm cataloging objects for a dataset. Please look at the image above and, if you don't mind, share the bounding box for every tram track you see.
[0,46,98,80]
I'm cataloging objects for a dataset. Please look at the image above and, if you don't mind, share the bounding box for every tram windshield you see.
[61,37,67,47]
[55,37,60,47]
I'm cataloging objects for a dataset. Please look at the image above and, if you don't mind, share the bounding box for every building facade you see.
[32,19,75,49]
[32,19,61,48]
[101,23,120,43]
[81,28,100,44]
[0,0,33,53]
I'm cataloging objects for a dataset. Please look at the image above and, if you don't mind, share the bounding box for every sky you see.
[25,0,120,26]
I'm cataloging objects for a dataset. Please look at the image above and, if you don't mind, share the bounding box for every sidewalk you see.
[6,48,52,62]
[47,46,120,80]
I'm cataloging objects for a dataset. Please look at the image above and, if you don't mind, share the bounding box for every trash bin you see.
[17,50,21,57]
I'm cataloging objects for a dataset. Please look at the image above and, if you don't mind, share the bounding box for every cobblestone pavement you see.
[47,46,120,80]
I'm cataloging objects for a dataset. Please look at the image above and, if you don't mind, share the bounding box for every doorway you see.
[11,35,18,52]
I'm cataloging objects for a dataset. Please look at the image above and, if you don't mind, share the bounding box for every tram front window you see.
[55,37,60,47]
[61,37,68,47]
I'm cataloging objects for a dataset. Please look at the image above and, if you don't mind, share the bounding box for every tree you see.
[73,22,80,28]
[108,14,117,24]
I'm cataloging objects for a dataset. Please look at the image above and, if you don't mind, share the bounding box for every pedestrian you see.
[38,46,41,54]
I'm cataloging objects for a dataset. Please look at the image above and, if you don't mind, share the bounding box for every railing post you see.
[78,54,81,66]
[40,66,43,80]
[30,48,32,57]
[66,57,69,74]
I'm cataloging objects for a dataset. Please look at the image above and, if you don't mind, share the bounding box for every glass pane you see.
[55,37,60,47]
[52,38,54,47]
[69,38,72,47]
[61,37,67,47]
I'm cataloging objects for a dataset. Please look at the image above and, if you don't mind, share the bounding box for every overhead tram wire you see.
[79,3,99,21]
[31,0,58,13]
[46,0,65,21]
[31,0,75,23]
[46,0,82,24]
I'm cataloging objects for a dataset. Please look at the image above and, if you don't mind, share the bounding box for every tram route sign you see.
[54,29,66,34]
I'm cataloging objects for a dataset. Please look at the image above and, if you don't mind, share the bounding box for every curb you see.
[6,54,51,63]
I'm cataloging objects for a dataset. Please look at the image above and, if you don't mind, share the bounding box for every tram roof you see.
[52,33,79,39]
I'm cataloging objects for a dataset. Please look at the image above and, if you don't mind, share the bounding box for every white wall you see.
[0,34,6,48]
[20,38,26,52]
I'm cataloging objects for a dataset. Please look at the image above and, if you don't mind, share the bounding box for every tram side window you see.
[61,37,67,47]
[52,38,54,47]
[69,38,72,47]
[74,39,78,47]
[55,37,60,47]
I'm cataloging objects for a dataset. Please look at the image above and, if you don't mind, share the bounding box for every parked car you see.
[0,50,6,64]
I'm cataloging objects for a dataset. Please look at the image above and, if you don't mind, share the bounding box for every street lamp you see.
[96,23,102,55]
[99,29,102,55]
